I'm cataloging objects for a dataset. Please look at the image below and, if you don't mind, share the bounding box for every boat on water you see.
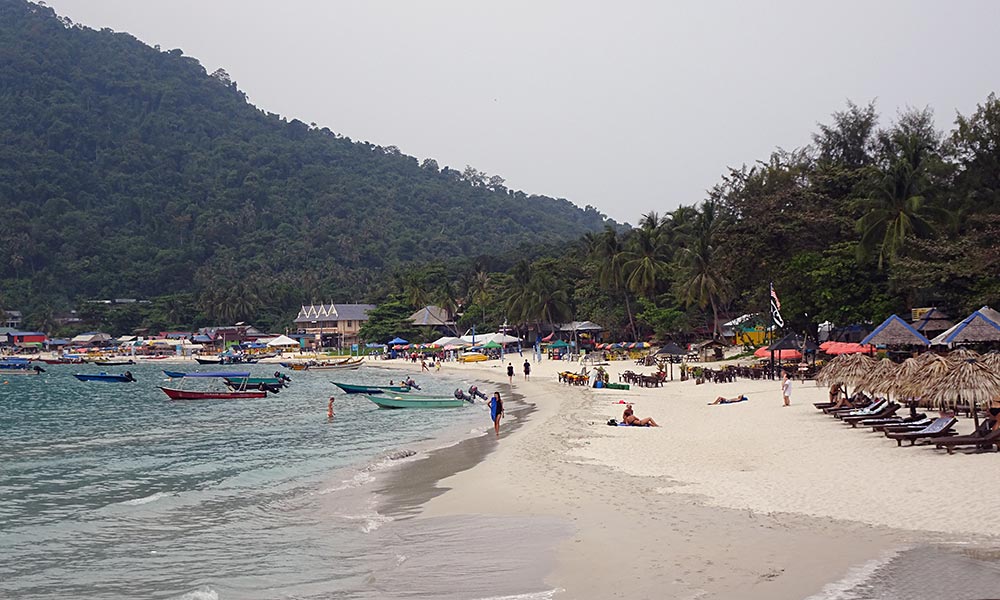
[363,394,465,409]
[139,355,171,360]
[332,381,411,394]
[195,356,223,365]
[0,358,44,375]
[310,358,365,370]
[158,370,266,400]
[74,372,136,383]
[159,387,267,400]
[94,359,135,366]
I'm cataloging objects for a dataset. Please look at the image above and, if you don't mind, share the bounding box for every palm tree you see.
[504,260,534,326]
[621,226,669,301]
[857,143,945,269]
[676,201,730,339]
[590,226,637,339]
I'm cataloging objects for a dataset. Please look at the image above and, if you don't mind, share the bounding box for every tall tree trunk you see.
[710,297,719,340]
[623,292,637,341]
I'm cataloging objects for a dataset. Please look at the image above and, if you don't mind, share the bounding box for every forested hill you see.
[0,0,613,314]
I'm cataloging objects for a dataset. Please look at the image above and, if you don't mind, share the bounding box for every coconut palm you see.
[857,135,947,269]
[589,226,637,339]
[675,201,730,339]
[621,226,669,300]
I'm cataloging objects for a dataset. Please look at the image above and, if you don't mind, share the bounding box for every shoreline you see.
[365,357,1000,599]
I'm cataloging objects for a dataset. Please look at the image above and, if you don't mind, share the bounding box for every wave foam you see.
[119,491,173,506]
[803,548,907,600]
[472,589,564,600]
[172,586,219,600]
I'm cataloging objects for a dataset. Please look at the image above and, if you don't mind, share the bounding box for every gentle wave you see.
[118,491,174,506]
[472,589,564,600]
[803,548,907,600]
[171,586,219,600]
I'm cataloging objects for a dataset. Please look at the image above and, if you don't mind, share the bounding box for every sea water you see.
[0,361,493,599]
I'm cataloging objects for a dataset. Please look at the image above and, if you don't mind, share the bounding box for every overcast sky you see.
[44,0,1000,223]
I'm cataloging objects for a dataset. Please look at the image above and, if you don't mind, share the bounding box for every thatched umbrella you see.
[896,354,953,405]
[855,358,900,397]
[982,352,1000,370]
[817,352,877,398]
[924,357,1000,429]
[947,347,981,363]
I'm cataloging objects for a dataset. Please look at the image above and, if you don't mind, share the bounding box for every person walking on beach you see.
[523,359,531,380]
[781,371,792,407]
[507,362,514,384]
[488,391,504,437]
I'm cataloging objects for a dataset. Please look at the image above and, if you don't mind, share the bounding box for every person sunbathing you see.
[709,394,747,405]
[623,404,659,427]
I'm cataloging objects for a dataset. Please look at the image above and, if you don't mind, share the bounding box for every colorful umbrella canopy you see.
[754,347,801,360]
[825,342,874,355]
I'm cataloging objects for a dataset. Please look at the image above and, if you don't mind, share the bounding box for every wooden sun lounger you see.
[834,400,888,420]
[878,418,933,433]
[934,428,1000,454]
[822,399,874,415]
[844,404,899,427]
[863,413,927,430]
[885,417,958,446]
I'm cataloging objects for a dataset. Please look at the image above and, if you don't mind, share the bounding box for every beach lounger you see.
[875,416,932,433]
[934,428,1000,454]
[862,413,927,430]
[822,398,874,415]
[843,403,899,427]
[833,400,887,420]
[885,417,958,446]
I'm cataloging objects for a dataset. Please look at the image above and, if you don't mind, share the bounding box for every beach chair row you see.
[813,396,1000,454]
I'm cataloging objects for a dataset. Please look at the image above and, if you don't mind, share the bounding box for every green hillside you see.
[0,0,613,325]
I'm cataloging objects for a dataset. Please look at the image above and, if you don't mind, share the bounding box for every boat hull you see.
[74,373,134,382]
[332,382,410,394]
[95,360,135,366]
[363,394,464,409]
[0,369,40,375]
[159,387,267,400]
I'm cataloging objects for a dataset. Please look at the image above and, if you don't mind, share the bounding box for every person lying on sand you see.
[709,395,748,405]
[623,404,659,427]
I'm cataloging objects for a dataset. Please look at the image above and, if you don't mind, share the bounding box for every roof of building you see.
[294,303,376,323]
[861,314,931,346]
[4,310,22,318]
[409,305,454,326]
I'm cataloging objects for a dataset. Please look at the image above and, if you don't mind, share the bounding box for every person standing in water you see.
[488,391,504,438]
[523,359,531,380]
[781,371,792,407]
[327,397,335,420]
[507,362,514,384]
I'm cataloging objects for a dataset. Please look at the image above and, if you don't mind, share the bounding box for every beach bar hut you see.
[766,333,818,378]
[929,306,1000,347]
[861,314,931,348]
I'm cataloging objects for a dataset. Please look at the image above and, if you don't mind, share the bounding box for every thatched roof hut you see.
[930,306,1000,346]
[911,308,954,335]
[861,315,930,347]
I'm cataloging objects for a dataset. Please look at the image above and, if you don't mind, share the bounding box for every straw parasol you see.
[855,358,900,396]
[947,347,981,363]
[896,354,953,407]
[817,352,877,392]
[923,357,1000,429]
[982,352,1000,370]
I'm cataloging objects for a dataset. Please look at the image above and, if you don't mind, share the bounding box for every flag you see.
[769,282,785,328]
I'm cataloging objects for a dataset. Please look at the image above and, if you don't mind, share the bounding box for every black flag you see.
[770,282,784,328]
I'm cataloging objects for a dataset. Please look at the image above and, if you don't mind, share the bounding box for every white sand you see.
[376,355,1000,599]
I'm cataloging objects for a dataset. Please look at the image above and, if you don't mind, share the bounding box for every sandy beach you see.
[372,355,1000,599]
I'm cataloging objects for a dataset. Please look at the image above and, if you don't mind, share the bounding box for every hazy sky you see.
[44,1,1000,223]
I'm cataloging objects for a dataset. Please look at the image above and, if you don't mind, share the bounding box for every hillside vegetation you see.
[0,0,612,330]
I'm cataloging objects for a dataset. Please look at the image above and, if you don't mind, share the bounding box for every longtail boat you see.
[1,359,43,375]
[158,370,265,400]
[74,372,135,383]
[363,394,465,409]
[332,382,411,394]
[95,359,135,366]
[159,387,267,400]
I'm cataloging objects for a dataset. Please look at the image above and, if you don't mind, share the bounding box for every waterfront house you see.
[294,303,375,348]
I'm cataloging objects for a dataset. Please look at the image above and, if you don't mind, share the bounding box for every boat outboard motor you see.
[34,365,45,374]
[454,388,472,402]
[124,371,135,382]
[468,385,487,400]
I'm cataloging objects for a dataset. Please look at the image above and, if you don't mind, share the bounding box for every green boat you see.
[363,394,465,409]
[332,382,411,394]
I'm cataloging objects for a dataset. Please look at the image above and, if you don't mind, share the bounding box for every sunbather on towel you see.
[623,404,659,427]
[709,395,748,405]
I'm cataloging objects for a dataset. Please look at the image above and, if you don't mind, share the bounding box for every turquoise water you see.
[0,361,486,599]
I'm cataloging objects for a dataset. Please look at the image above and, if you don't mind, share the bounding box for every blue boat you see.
[74,372,136,383]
